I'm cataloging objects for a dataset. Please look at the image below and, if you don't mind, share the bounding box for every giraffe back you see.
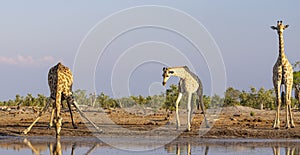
[48,62,73,99]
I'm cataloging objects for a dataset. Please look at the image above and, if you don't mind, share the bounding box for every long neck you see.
[171,68,188,79]
[278,32,286,60]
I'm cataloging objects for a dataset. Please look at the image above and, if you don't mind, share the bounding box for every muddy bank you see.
[0,106,300,139]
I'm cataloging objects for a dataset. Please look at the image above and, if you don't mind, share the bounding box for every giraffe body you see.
[271,21,294,129]
[23,62,78,137]
[162,66,209,131]
[48,62,76,136]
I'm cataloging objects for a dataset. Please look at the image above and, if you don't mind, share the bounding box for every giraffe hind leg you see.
[54,92,62,137]
[286,84,295,128]
[186,93,192,131]
[47,108,55,129]
[67,96,78,129]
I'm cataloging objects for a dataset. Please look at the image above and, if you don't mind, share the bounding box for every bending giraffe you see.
[271,21,294,129]
[23,62,99,137]
[162,66,209,131]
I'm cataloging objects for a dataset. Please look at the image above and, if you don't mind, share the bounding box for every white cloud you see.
[0,55,56,66]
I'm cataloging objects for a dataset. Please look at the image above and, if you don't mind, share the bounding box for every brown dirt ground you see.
[1,105,300,139]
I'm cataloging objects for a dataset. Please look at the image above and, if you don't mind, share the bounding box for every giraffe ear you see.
[271,26,277,30]
[285,25,289,29]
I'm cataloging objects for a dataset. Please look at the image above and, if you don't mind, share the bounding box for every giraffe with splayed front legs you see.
[162,66,209,131]
[23,62,100,138]
[271,21,294,129]
[23,62,77,137]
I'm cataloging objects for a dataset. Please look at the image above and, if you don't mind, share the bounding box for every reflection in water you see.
[165,142,209,155]
[24,138,64,155]
[22,137,99,155]
[23,139,40,155]
[272,146,300,155]
[2,137,300,154]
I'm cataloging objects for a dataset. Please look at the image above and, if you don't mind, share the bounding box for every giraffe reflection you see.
[23,138,99,155]
[272,146,299,155]
[165,142,209,155]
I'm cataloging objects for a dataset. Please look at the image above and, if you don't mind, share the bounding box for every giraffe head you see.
[271,20,289,34]
[162,67,174,86]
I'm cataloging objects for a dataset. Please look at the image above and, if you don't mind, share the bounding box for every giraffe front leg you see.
[273,85,281,129]
[55,93,62,137]
[48,98,55,129]
[175,93,182,130]
[23,98,52,134]
[48,108,55,129]
[54,114,62,138]
[186,93,192,131]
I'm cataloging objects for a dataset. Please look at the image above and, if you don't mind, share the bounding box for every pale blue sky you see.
[0,1,299,100]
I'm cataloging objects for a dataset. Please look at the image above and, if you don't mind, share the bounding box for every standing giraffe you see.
[23,62,99,137]
[162,66,209,131]
[271,21,294,129]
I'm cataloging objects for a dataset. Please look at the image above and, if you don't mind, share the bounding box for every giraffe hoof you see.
[184,129,191,132]
[47,125,52,129]
[73,125,78,129]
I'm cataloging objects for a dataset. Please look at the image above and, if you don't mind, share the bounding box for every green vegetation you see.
[293,61,300,108]
[0,85,296,111]
[3,61,300,110]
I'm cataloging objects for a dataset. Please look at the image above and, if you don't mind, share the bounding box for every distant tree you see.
[210,94,224,108]
[24,94,35,106]
[97,92,109,108]
[202,95,211,109]
[147,94,165,109]
[36,94,47,107]
[163,84,178,111]
[89,92,96,107]
[293,61,300,108]
[224,87,241,106]
[257,87,274,110]
[116,97,135,108]
[239,87,275,109]
[130,95,149,105]
[15,94,22,105]
[73,89,88,105]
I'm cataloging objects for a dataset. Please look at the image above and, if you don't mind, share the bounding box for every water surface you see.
[1,136,300,155]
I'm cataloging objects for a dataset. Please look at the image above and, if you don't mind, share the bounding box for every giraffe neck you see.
[278,32,286,62]
[171,67,189,79]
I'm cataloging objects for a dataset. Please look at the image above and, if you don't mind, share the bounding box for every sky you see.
[0,1,299,101]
